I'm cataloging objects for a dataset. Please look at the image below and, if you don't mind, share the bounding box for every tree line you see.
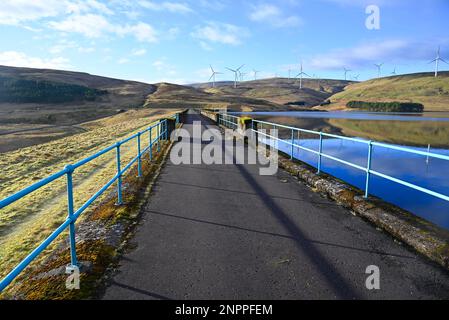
[346,101,424,112]
[0,77,107,103]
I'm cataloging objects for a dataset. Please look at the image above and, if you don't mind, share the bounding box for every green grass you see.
[0,109,178,282]
[328,72,449,111]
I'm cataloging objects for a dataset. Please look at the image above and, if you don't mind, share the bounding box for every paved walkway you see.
[102,110,449,300]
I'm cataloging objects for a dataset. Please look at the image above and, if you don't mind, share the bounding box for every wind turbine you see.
[239,72,247,82]
[226,64,245,88]
[295,61,310,89]
[429,46,448,77]
[391,67,397,75]
[353,74,360,81]
[343,67,351,81]
[209,65,223,88]
[288,68,292,80]
[253,69,260,81]
[374,63,384,78]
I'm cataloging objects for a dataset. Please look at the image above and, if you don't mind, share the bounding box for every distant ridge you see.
[327,71,449,111]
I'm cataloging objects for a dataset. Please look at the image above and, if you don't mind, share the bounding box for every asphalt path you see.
[102,110,449,300]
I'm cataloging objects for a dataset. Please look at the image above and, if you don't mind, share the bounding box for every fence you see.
[0,115,180,292]
[217,113,449,203]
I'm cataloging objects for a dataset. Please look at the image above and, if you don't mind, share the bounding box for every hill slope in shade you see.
[144,82,283,110]
[0,65,155,125]
[326,72,449,111]
[189,78,353,109]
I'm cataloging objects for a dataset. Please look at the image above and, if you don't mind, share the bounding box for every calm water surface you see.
[237,111,449,230]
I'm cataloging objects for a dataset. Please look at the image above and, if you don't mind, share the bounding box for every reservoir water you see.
[235,111,449,230]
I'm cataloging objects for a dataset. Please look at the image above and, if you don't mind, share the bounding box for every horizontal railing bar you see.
[0,170,67,209]
[0,116,174,292]
[0,218,72,291]
[372,141,449,161]
[248,120,449,201]
[370,170,449,202]
[72,144,116,169]
[320,153,367,172]
[73,174,119,220]
[253,119,449,160]
[256,131,366,172]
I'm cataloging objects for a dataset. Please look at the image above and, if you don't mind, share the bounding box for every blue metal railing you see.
[218,113,449,203]
[0,115,179,292]
[218,113,239,129]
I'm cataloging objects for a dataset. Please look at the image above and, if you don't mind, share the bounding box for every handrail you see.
[217,112,449,204]
[0,113,180,292]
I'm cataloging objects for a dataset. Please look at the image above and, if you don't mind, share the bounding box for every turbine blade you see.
[237,64,245,71]
[226,67,236,72]
[209,74,214,81]
[429,59,437,64]
[440,58,449,64]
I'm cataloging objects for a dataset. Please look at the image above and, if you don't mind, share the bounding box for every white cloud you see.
[197,0,227,11]
[78,47,95,53]
[118,22,158,43]
[138,1,193,14]
[308,39,449,70]
[132,48,147,56]
[49,14,158,42]
[0,0,66,25]
[65,0,114,15]
[49,40,77,54]
[0,51,71,69]
[118,58,130,64]
[249,4,302,28]
[48,14,111,38]
[191,22,249,47]
[0,0,114,26]
[152,58,177,75]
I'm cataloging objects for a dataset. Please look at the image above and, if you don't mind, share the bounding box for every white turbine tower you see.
[391,67,397,75]
[374,63,384,78]
[295,61,310,89]
[226,64,245,88]
[430,46,448,77]
[343,67,351,80]
[253,69,260,80]
[239,72,247,82]
[209,65,223,88]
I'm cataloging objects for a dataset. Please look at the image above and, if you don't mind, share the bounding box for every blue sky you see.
[0,0,448,84]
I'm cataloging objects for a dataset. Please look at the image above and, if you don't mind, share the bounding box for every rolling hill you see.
[189,77,353,110]
[0,65,156,125]
[325,71,449,111]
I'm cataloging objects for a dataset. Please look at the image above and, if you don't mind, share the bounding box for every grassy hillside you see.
[190,78,352,109]
[0,109,178,285]
[144,82,283,110]
[0,65,155,126]
[0,76,107,103]
[326,72,449,111]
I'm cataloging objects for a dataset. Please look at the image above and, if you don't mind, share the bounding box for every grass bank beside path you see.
[0,108,179,289]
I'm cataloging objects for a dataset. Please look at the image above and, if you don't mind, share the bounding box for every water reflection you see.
[236,111,449,122]
[264,137,449,230]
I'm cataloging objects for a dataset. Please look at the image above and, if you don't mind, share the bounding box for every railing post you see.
[290,129,294,160]
[164,120,168,140]
[317,132,323,174]
[65,165,78,267]
[137,132,142,178]
[149,127,153,161]
[365,141,373,198]
[115,142,123,205]
[157,122,161,153]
